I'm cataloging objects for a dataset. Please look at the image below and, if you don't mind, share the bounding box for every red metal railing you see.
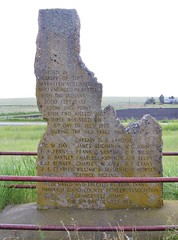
[1,175,178,183]
[0,151,178,233]
[0,151,37,156]
[0,224,178,232]
[1,151,178,156]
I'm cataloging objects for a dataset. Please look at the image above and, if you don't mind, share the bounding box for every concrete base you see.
[0,200,177,240]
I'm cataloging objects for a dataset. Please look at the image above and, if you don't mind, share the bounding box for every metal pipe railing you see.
[0,151,37,156]
[1,151,178,156]
[5,184,36,188]
[0,176,178,183]
[0,223,177,232]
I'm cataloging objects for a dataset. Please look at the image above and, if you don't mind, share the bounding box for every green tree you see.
[159,94,164,104]
[145,97,156,105]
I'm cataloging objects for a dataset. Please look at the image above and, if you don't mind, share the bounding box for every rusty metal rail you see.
[0,151,37,156]
[1,151,178,189]
[0,175,178,183]
[163,152,178,156]
[0,224,178,232]
[2,176,178,189]
[1,151,178,156]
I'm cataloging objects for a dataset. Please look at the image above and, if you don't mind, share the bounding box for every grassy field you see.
[1,96,178,106]
[102,96,155,109]
[1,97,178,116]
[1,97,178,123]
[0,125,46,209]
[0,98,39,119]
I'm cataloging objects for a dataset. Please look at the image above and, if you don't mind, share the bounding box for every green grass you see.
[0,125,46,151]
[161,121,178,200]
[0,125,46,209]
[0,104,39,116]
[0,157,36,210]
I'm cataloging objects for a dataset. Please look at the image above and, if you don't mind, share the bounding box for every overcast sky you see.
[0,0,178,98]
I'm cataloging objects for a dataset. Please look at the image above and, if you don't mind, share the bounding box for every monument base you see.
[0,201,177,240]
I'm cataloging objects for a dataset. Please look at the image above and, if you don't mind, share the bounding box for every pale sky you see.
[0,0,178,98]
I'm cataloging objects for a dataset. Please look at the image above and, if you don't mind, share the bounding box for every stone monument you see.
[34,9,163,210]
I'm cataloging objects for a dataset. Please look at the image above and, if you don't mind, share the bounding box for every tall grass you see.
[0,157,36,210]
[161,121,178,200]
[0,125,46,209]
[0,125,46,151]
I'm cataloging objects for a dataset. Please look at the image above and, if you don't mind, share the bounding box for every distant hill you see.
[1,97,178,109]
[0,98,37,105]
[0,97,148,108]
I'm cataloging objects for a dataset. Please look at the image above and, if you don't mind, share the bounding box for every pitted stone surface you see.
[34,9,163,209]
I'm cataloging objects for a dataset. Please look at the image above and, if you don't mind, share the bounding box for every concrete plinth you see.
[0,201,177,240]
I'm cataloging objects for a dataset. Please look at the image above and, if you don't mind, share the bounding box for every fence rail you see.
[1,151,178,156]
[0,224,178,232]
[0,175,178,183]
[0,151,178,234]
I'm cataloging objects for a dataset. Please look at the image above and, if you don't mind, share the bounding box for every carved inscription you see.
[35,9,163,209]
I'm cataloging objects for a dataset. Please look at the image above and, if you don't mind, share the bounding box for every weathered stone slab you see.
[34,9,163,209]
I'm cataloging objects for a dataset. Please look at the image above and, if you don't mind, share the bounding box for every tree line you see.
[145,95,178,105]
